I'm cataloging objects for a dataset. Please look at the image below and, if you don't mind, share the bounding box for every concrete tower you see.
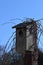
[12,19,38,65]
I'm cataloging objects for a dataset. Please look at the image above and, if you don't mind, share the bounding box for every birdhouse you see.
[12,19,37,54]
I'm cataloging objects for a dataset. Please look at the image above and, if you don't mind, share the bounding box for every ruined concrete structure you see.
[12,19,38,65]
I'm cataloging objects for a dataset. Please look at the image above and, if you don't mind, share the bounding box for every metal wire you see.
[6,36,16,52]
[4,19,43,52]
[2,18,43,53]
[1,18,43,65]
[4,32,16,52]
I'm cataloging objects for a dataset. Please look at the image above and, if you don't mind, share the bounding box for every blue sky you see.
[0,0,43,51]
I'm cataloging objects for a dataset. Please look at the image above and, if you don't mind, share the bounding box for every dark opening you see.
[19,30,23,37]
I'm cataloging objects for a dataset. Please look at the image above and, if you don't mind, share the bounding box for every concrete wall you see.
[26,25,34,51]
[16,28,26,53]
